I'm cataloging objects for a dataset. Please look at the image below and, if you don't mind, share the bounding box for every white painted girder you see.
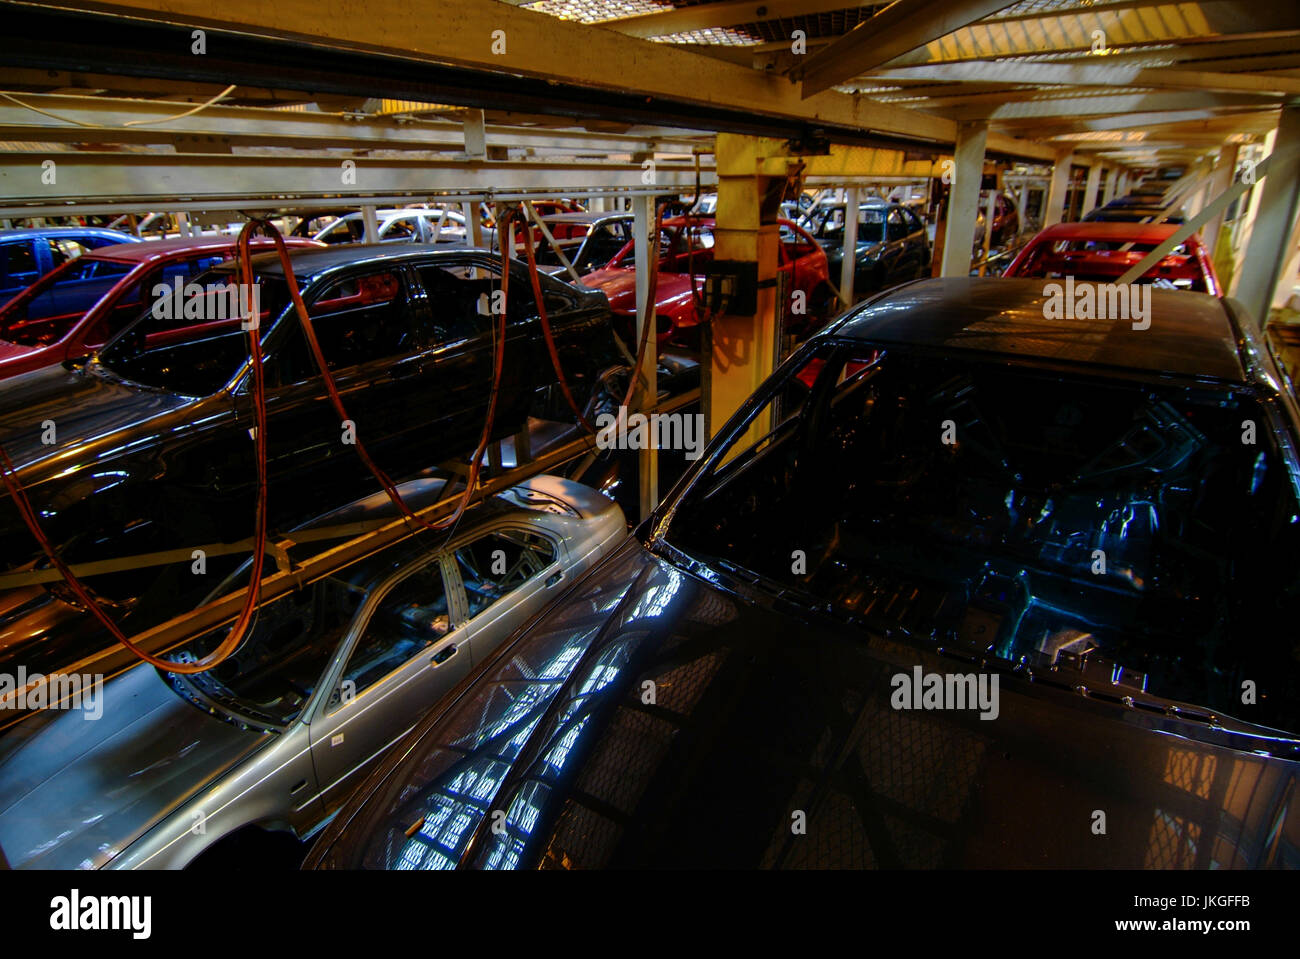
[0,92,711,156]
[0,150,718,212]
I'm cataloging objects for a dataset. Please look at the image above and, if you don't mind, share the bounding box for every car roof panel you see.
[830,277,1246,383]
[245,242,499,277]
[84,235,320,263]
[1028,221,1203,245]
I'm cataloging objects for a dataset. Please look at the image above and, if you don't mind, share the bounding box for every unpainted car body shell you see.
[0,475,626,869]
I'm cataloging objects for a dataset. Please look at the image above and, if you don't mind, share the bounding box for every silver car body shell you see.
[0,475,625,869]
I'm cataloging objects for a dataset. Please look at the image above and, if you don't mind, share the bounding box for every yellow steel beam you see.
[28,0,1051,160]
[870,60,1300,96]
[887,2,1300,67]
[796,0,1020,97]
[710,133,790,445]
[947,89,1279,122]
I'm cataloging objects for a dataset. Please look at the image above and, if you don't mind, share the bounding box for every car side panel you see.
[111,733,322,869]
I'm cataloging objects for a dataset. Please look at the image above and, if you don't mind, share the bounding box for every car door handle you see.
[431,644,458,666]
[546,572,563,587]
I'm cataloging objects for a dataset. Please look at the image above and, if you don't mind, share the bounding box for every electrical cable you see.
[683,153,709,325]
[0,203,614,677]
[518,214,596,433]
[617,202,666,413]
[516,198,663,420]
[280,212,512,536]
[0,85,238,129]
[0,218,273,673]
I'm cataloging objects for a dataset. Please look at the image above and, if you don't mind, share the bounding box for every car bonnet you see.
[0,663,270,869]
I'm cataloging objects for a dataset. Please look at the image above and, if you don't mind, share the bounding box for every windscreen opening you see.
[662,345,1300,734]
[98,270,291,394]
[0,258,133,346]
[804,206,886,244]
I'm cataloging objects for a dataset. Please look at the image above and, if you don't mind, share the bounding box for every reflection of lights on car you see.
[625,567,681,621]
[542,716,588,777]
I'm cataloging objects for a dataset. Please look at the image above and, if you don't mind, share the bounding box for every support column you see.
[1200,144,1239,262]
[463,109,486,160]
[1081,162,1102,217]
[1115,169,1130,199]
[1186,179,1207,220]
[361,205,378,244]
[839,185,859,307]
[630,193,658,522]
[939,120,987,278]
[462,200,484,249]
[709,133,788,445]
[1044,149,1074,226]
[1101,164,1118,206]
[1013,180,1029,234]
[977,188,996,274]
[1236,106,1300,326]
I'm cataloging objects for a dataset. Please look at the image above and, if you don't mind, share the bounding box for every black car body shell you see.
[305,278,1300,869]
[810,200,930,300]
[0,245,622,648]
[308,535,1300,868]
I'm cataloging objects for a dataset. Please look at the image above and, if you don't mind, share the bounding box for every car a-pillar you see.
[706,133,800,449]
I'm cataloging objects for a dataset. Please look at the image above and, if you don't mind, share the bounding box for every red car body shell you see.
[1003,222,1219,294]
[0,235,324,380]
[582,215,831,344]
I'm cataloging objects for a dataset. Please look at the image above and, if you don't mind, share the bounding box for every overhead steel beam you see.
[0,0,1016,159]
[0,92,711,156]
[795,0,1019,98]
[860,80,1029,101]
[1236,108,1300,323]
[1061,135,1262,150]
[940,120,988,276]
[1026,108,1280,136]
[868,60,1300,96]
[0,67,313,104]
[1004,34,1300,71]
[1186,53,1300,74]
[887,2,1300,67]
[0,151,718,213]
[950,91,1280,123]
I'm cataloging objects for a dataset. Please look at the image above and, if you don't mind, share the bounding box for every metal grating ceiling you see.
[522,0,673,23]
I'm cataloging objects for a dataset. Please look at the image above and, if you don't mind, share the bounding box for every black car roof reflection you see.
[827,277,1247,384]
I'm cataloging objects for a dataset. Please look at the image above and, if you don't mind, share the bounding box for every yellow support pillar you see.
[708,134,791,446]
